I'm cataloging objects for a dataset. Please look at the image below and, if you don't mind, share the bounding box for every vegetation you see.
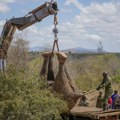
[3,38,120,119]
[67,53,120,91]
[24,51,120,92]
[0,66,67,120]
[1,38,68,120]
[8,37,29,70]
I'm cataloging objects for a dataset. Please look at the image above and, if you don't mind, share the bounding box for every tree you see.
[7,36,29,70]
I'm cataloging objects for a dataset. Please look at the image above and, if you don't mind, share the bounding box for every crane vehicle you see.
[0,1,58,71]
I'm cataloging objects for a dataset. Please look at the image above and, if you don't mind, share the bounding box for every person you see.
[111,90,119,109]
[114,96,120,109]
[79,95,89,106]
[96,91,103,108]
[96,72,113,110]
[108,97,113,109]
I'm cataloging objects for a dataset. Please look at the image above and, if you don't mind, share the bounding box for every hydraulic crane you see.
[0,1,58,71]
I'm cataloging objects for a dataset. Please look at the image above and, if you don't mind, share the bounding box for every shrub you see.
[0,66,68,120]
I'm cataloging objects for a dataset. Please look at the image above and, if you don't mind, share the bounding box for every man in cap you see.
[96,72,113,110]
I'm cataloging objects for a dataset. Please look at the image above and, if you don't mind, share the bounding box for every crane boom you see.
[0,1,58,70]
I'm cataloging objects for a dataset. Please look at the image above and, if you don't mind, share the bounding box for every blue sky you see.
[0,0,120,52]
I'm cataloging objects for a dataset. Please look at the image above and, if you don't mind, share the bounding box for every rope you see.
[85,89,96,95]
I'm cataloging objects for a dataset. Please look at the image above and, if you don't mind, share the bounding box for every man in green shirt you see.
[96,72,113,110]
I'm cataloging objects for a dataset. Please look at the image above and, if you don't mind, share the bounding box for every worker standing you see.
[96,91,103,108]
[96,72,113,110]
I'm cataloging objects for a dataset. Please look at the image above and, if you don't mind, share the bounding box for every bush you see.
[0,66,68,120]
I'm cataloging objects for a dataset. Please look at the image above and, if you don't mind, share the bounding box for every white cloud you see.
[0,3,10,13]
[84,34,101,41]
[79,2,120,35]
[14,24,54,48]
[0,0,16,13]
[61,8,72,13]
[0,21,5,26]
[61,0,120,51]
[116,40,120,42]
[65,0,84,11]
[0,0,120,52]
[0,21,5,33]
[13,0,120,51]
[0,0,15,3]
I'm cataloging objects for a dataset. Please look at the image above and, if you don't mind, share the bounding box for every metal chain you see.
[52,12,59,52]
[53,13,58,39]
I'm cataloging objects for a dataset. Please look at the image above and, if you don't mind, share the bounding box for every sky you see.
[0,0,120,52]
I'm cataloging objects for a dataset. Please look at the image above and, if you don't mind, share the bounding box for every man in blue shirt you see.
[111,90,119,109]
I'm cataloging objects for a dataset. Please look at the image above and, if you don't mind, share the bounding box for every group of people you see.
[96,72,120,110]
[79,72,120,111]
[96,90,120,110]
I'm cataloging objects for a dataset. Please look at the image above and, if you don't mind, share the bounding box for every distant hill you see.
[30,46,105,53]
[63,47,99,53]
[30,46,45,51]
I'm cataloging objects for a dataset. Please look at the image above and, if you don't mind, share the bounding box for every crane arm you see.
[0,1,58,60]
